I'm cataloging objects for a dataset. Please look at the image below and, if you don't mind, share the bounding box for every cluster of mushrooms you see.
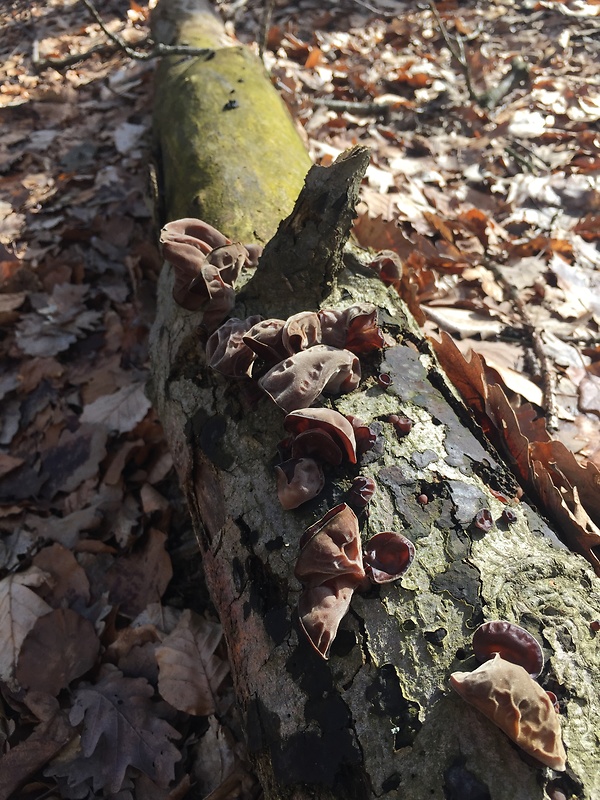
[161,219,567,768]
[451,620,567,771]
[161,218,416,658]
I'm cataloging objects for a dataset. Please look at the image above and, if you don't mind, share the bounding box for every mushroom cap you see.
[282,311,322,354]
[295,503,366,589]
[319,304,384,355]
[450,654,567,771]
[346,476,377,513]
[363,531,415,584]
[472,620,544,678]
[297,576,355,659]
[284,408,357,464]
[345,414,377,456]
[206,316,261,378]
[160,217,231,251]
[242,318,287,363]
[344,304,386,354]
[291,429,343,466]
[258,346,361,413]
[275,458,325,510]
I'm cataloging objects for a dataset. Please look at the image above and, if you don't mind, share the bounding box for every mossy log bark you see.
[149,2,600,799]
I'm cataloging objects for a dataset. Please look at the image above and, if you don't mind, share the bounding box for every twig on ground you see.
[258,0,275,62]
[312,96,391,119]
[485,259,560,431]
[429,2,529,109]
[33,0,214,70]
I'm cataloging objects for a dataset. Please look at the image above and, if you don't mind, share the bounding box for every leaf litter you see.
[2,0,600,796]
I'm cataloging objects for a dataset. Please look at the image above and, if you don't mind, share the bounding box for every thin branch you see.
[258,0,274,62]
[33,0,214,71]
[485,259,560,431]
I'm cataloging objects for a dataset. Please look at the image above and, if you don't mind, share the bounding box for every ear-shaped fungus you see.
[363,531,415,583]
[284,408,357,464]
[258,345,361,412]
[295,504,368,658]
[295,503,365,588]
[206,316,262,378]
[450,654,567,771]
[282,311,322,354]
[242,318,287,364]
[298,579,355,660]
[319,303,385,354]
[291,429,343,465]
[472,620,544,678]
[368,250,403,287]
[160,218,253,331]
[275,458,325,510]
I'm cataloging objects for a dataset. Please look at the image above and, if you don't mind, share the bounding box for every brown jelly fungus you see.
[473,508,494,532]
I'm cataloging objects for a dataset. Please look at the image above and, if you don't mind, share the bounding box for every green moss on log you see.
[154,46,311,241]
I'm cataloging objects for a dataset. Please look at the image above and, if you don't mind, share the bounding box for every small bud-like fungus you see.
[473,508,494,532]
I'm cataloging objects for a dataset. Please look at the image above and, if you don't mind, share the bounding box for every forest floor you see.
[1,0,600,797]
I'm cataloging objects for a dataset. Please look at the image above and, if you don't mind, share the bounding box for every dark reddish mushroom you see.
[291,429,343,466]
[205,316,262,378]
[282,311,322,354]
[344,304,386,354]
[345,414,377,456]
[275,458,325,510]
[388,414,414,436]
[502,508,518,524]
[295,503,368,658]
[363,531,415,584]
[368,250,403,287]
[472,620,544,678]
[242,318,287,363]
[377,373,392,388]
[346,476,377,514]
[284,408,357,464]
[160,219,253,331]
[473,508,494,532]
[258,345,361,412]
[319,303,385,355]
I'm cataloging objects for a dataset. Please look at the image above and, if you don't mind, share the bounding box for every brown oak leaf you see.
[52,665,181,793]
[156,610,229,716]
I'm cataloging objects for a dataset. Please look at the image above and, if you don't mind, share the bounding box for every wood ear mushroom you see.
[450,654,567,771]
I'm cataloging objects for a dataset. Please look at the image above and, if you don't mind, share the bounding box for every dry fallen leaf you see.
[51,665,181,794]
[16,607,100,695]
[0,567,52,689]
[156,609,230,716]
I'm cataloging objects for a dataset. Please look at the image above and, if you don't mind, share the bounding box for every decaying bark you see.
[149,2,600,799]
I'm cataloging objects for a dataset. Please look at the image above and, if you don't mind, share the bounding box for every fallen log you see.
[149,2,600,799]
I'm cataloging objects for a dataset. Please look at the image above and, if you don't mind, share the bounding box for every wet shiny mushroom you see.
[282,311,322,354]
[295,503,368,658]
[258,346,360,412]
[450,654,567,771]
[319,303,385,354]
[472,620,544,678]
[206,316,262,378]
[363,531,415,584]
[275,458,325,510]
[284,408,357,464]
